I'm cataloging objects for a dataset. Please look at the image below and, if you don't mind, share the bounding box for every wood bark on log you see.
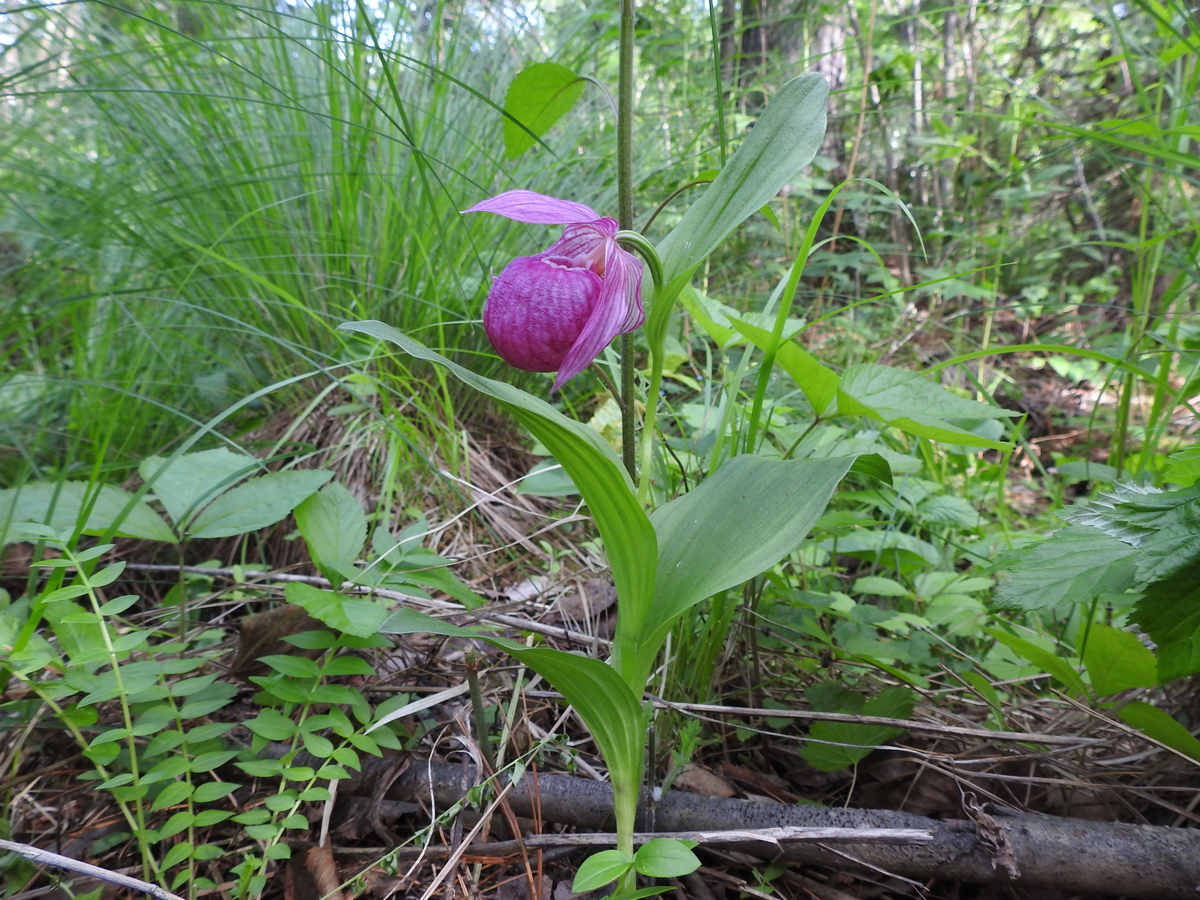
[341,758,1200,899]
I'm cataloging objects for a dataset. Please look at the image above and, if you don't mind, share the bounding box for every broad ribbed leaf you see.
[286,583,388,638]
[657,73,828,292]
[839,364,1016,449]
[188,470,331,539]
[339,322,657,660]
[644,455,850,680]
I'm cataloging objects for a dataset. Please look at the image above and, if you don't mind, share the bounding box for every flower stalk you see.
[618,0,637,481]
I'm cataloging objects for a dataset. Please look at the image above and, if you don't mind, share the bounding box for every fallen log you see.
[341,757,1200,899]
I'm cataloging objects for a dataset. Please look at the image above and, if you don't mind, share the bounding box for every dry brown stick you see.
[346,759,1200,899]
[0,839,185,900]
[344,827,932,862]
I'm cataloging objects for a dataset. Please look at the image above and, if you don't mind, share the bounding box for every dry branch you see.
[344,758,1200,899]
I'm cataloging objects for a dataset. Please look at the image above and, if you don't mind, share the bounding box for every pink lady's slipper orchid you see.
[463,190,644,392]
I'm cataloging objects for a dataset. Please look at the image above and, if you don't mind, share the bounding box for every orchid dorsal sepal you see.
[614,230,663,296]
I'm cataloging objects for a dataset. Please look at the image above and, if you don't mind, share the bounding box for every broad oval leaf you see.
[285,582,388,638]
[633,838,701,878]
[838,364,1017,450]
[0,482,175,545]
[1082,623,1160,696]
[573,850,635,894]
[503,62,584,158]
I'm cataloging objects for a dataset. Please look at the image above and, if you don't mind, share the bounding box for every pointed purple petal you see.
[462,190,600,225]
[552,241,645,392]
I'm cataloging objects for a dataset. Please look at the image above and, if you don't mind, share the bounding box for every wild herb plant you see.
[336,3,1022,886]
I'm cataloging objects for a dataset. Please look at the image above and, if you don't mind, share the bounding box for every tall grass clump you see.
[0,0,624,482]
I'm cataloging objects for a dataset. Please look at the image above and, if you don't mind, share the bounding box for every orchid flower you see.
[463,190,644,392]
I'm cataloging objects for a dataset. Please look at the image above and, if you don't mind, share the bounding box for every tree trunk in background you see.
[809,5,848,177]
[720,0,740,86]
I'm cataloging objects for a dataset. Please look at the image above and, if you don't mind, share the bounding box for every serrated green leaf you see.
[1082,624,1160,695]
[295,482,367,579]
[1060,482,1168,544]
[285,582,388,638]
[1132,569,1200,681]
[1134,524,1200,584]
[993,526,1138,610]
[800,686,915,771]
[502,62,584,158]
[188,470,332,539]
[1164,446,1200,487]
[573,850,634,893]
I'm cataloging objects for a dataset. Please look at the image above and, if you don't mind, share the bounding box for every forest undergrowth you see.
[1,0,1199,898]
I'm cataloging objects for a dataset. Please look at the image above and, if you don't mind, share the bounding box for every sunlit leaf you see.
[657,73,828,292]
[503,62,585,158]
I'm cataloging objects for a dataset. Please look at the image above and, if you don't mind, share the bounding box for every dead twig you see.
[0,839,185,900]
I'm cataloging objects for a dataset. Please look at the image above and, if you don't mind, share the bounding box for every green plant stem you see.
[615,3,639,881]
[618,0,636,481]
